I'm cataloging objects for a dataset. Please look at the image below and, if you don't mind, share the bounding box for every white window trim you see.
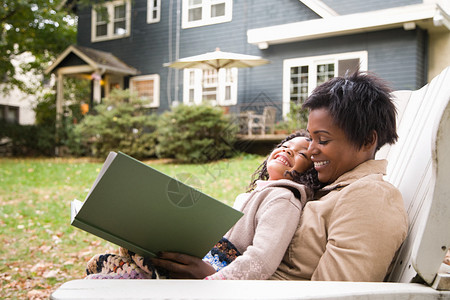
[91,0,131,42]
[217,68,238,106]
[282,51,368,117]
[182,0,232,29]
[147,0,161,24]
[129,74,160,108]
[182,68,238,106]
[183,69,203,105]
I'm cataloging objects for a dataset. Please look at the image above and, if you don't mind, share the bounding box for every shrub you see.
[74,89,158,159]
[34,92,90,156]
[156,104,237,163]
[287,101,309,131]
[0,122,56,156]
[35,92,57,128]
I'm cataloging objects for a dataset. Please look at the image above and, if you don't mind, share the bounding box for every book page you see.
[84,152,117,200]
[70,199,83,223]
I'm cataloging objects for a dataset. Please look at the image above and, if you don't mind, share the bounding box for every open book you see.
[71,152,243,258]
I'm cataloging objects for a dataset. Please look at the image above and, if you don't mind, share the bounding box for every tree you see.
[0,0,77,93]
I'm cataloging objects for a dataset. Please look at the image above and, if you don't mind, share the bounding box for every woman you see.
[152,71,408,282]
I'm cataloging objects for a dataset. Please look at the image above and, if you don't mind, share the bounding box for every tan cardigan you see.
[206,179,309,280]
[271,159,408,282]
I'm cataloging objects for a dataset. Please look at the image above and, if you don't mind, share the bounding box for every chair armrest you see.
[51,279,450,300]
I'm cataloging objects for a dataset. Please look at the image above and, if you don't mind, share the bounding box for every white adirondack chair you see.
[51,67,450,300]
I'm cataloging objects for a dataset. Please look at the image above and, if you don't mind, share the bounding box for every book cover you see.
[71,151,243,258]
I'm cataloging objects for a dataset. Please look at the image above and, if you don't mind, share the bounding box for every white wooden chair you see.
[247,106,277,135]
[376,66,450,289]
[51,67,450,299]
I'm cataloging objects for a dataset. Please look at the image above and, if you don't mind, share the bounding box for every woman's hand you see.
[151,252,216,279]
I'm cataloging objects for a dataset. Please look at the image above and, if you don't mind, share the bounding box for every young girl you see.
[86,131,322,280]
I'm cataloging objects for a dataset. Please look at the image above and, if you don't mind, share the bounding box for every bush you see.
[35,92,57,128]
[34,92,89,156]
[0,91,83,157]
[156,104,237,163]
[0,122,56,156]
[74,89,158,159]
[286,101,309,131]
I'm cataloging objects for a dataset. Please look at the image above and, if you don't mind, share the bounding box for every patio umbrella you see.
[164,48,270,70]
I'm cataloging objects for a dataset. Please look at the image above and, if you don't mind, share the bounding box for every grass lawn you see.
[0,154,263,299]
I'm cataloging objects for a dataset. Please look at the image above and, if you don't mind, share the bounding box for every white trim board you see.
[298,0,339,18]
[248,3,450,49]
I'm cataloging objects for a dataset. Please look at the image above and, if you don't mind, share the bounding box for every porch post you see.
[92,72,102,104]
[55,71,64,156]
[56,71,64,127]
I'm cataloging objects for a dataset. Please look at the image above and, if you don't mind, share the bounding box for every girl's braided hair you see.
[247,131,324,193]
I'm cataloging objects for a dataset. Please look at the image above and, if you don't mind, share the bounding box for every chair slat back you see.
[263,106,277,134]
[376,67,450,285]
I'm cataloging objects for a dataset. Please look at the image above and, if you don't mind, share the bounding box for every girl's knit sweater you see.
[205,179,310,280]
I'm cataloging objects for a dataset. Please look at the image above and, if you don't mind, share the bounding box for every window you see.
[91,0,131,42]
[147,0,161,23]
[0,105,19,124]
[182,0,232,29]
[129,74,160,108]
[283,51,368,117]
[183,68,237,106]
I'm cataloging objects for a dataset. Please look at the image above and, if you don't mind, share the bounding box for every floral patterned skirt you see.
[202,237,241,272]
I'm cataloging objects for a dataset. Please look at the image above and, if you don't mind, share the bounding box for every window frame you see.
[91,0,131,42]
[0,104,20,124]
[129,74,160,108]
[147,0,161,24]
[181,0,232,29]
[182,68,238,106]
[282,51,368,117]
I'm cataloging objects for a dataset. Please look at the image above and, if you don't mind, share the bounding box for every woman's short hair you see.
[303,70,398,151]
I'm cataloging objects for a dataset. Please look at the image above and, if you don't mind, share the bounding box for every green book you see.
[71,151,243,258]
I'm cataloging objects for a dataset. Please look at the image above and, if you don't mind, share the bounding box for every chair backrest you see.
[376,67,450,285]
[263,106,277,133]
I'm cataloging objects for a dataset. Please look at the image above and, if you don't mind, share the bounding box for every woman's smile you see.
[313,160,330,169]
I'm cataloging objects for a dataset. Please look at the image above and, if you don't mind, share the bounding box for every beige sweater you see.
[271,159,408,282]
[206,179,310,280]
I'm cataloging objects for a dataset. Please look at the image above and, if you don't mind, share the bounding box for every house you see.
[0,52,40,125]
[46,0,450,122]
[0,87,36,125]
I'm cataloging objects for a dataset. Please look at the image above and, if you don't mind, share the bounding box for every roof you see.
[248,3,450,49]
[45,45,139,75]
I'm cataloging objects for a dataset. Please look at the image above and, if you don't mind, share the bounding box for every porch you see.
[45,45,139,125]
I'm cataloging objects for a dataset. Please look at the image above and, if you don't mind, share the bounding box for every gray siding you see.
[321,0,422,15]
[76,0,428,118]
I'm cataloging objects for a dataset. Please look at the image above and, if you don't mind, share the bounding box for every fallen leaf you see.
[30,262,46,273]
[30,262,54,275]
[63,259,75,265]
[43,270,58,278]
[27,289,51,300]
[38,245,52,253]
[90,240,101,246]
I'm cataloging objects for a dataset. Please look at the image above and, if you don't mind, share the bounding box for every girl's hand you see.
[151,252,216,279]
